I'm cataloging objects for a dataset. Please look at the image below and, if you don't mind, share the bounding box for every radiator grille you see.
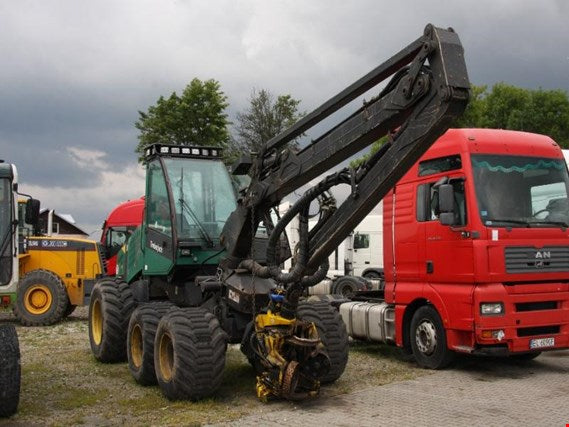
[505,246,569,273]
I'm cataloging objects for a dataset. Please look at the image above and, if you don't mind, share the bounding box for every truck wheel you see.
[363,271,381,279]
[14,269,68,326]
[297,301,349,384]
[0,324,20,417]
[332,277,359,298]
[410,305,454,369]
[154,307,226,400]
[127,302,174,386]
[89,279,135,363]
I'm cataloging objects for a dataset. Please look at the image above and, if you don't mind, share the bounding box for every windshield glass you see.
[472,154,569,227]
[0,178,13,285]
[163,158,237,240]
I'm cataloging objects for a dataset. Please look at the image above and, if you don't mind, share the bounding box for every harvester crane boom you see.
[222,24,470,280]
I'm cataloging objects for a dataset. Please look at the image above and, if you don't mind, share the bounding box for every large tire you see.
[0,324,20,417]
[332,277,359,298]
[127,302,174,386]
[13,269,68,326]
[410,305,455,369]
[297,300,349,384]
[154,307,226,401]
[89,279,135,363]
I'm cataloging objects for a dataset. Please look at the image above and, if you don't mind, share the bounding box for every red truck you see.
[341,128,569,368]
[100,197,144,275]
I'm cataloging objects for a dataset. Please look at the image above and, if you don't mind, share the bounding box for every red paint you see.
[384,129,569,354]
[101,197,144,275]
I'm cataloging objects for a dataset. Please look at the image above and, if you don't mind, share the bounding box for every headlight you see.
[480,302,504,315]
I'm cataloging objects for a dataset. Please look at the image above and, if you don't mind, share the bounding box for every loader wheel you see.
[297,301,349,384]
[410,305,455,369]
[127,302,174,386]
[14,269,68,326]
[0,324,21,417]
[89,279,135,363]
[154,307,227,400]
[63,302,77,318]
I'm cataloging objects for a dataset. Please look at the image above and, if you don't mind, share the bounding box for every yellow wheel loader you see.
[0,167,106,326]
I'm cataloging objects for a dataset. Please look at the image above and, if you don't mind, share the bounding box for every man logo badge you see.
[534,250,551,268]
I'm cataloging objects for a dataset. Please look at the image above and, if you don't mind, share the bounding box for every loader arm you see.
[221,24,470,278]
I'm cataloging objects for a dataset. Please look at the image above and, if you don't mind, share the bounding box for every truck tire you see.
[127,302,174,386]
[154,307,226,400]
[89,279,135,363]
[0,324,20,417]
[332,277,359,298]
[13,269,68,326]
[410,305,455,369]
[297,301,349,384]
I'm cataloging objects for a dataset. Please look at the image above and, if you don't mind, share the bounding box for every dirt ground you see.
[0,307,425,426]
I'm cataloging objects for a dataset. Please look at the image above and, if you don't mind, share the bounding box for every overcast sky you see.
[1,0,568,237]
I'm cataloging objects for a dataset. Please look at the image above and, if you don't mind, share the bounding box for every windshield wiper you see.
[484,218,530,227]
[179,198,214,247]
[528,220,569,228]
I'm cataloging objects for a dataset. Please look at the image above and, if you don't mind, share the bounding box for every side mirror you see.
[438,184,456,226]
[25,198,40,227]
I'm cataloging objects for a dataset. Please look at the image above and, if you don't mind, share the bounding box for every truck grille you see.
[505,246,569,273]
[517,325,560,337]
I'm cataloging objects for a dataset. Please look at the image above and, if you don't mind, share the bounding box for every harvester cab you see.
[116,145,237,289]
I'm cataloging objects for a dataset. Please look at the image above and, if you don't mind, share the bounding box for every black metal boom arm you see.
[221,24,470,277]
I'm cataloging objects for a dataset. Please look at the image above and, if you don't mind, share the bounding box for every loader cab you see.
[140,144,237,276]
[0,163,17,300]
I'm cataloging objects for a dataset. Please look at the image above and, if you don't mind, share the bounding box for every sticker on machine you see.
[492,229,499,241]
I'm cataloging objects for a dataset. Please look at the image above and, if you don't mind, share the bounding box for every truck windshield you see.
[472,154,569,227]
[0,178,13,285]
[163,158,237,241]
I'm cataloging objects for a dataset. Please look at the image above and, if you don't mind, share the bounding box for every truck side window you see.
[416,179,467,225]
[353,233,369,249]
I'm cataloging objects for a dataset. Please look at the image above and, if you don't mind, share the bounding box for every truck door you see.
[421,177,474,283]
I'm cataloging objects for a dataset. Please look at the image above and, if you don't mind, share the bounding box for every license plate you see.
[529,337,555,349]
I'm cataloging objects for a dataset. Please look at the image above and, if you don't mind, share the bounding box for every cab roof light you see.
[143,143,223,160]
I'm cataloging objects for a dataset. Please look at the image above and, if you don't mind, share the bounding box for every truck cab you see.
[101,196,144,275]
[384,128,569,357]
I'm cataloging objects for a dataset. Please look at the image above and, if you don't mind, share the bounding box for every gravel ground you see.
[0,307,425,426]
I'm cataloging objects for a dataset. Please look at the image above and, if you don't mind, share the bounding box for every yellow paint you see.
[23,284,52,314]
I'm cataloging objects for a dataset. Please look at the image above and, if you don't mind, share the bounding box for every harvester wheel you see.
[127,302,174,385]
[14,269,68,326]
[297,300,349,384]
[89,279,135,363]
[0,324,21,417]
[154,307,227,400]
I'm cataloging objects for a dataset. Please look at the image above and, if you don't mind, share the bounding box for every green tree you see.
[230,89,303,159]
[454,83,569,146]
[135,78,230,162]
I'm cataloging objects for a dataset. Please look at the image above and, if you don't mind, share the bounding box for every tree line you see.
[135,80,569,166]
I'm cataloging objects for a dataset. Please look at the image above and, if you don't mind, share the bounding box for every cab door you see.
[422,177,474,283]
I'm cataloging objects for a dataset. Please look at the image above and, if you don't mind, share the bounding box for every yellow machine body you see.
[19,236,104,306]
